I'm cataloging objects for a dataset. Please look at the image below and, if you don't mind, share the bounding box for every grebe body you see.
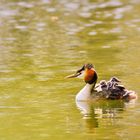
[66,64,137,101]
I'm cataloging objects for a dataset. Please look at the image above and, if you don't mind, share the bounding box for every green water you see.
[0,0,140,140]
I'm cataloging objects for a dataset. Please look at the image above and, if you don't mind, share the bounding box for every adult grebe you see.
[66,64,137,101]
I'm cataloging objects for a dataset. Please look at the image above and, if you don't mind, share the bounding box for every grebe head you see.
[100,80,107,86]
[66,63,98,85]
[110,77,121,83]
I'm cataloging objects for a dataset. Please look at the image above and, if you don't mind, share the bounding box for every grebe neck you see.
[76,83,95,101]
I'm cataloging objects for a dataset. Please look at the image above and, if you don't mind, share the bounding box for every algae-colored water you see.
[0,0,140,140]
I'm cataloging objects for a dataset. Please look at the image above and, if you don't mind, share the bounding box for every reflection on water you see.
[76,99,136,133]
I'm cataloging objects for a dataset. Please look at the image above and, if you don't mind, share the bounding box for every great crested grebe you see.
[66,63,137,101]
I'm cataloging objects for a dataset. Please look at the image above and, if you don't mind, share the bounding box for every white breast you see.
[76,84,94,101]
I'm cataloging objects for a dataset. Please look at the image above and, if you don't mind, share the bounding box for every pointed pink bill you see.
[65,73,81,78]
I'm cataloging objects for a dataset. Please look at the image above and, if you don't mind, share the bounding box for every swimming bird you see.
[66,63,137,101]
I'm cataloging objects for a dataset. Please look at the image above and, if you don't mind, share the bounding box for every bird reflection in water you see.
[76,101,99,133]
[76,99,136,133]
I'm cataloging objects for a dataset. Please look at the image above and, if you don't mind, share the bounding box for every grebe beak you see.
[65,64,85,79]
[65,72,81,78]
